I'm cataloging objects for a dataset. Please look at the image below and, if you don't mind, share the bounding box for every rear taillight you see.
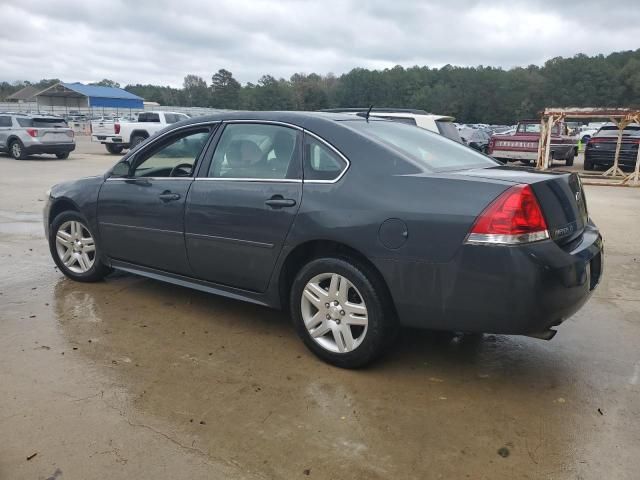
[26,128,38,137]
[466,184,549,245]
[66,130,74,138]
[488,137,496,153]
[114,123,121,134]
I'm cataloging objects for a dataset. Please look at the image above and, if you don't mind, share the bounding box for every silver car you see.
[0,113,75,159]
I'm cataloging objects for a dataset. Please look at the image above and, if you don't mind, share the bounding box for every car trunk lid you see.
[449,166,588,245]
[27,118,74,144]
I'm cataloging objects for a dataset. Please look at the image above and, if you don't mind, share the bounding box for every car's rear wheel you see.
[565,149,574,166]
[9,139,26,159]
[49,211,111,282]
[105,144,124,154]
[584,157,595,171]
[290,257,395,368]
[56,152,70,159]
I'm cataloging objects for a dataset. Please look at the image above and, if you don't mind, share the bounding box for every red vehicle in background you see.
[488,120,577,166]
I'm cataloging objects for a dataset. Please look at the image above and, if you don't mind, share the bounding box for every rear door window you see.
[207,123,301,180]
[303,134,348,181]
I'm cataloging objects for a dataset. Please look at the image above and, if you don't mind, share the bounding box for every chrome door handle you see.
[159,192,181,202]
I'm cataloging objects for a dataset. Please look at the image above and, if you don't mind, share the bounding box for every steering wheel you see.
[169,162,193,177]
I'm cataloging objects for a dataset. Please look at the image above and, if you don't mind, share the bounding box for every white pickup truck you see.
[91,111,190,154]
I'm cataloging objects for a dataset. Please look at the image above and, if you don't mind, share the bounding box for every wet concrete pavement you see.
[1,139,639,479]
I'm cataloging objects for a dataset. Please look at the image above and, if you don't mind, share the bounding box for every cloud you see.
[0,0,638,87]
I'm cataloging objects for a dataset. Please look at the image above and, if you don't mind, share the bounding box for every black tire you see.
[290,257,396,368]
[105,144,124,154]
[520,160,532,166]
[56,152,70,159]
[584,157,595,171]
[49,211,111,282]
[9,139,26,159]
[129,135,146,149]
[565,151,574,166]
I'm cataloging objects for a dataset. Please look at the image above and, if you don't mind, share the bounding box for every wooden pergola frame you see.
[535,107,640,186]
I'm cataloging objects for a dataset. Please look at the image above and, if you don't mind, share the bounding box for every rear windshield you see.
[436,121,463,143]
[346,120,498,172]
[138,113,160,122]
[17,118,68,128]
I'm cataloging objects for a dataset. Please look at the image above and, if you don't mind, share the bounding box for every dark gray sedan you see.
[44,112,603,368]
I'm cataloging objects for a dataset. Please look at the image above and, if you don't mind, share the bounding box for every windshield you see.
[345,120,498,172]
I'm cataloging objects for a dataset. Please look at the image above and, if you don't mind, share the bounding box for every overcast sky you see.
[1,0,638,87]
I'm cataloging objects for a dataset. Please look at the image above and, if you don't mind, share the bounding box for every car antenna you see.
[365,104,374,122]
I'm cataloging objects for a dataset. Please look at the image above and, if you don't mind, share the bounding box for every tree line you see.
[3,49,640,124]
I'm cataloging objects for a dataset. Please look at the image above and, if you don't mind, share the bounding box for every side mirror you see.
[111,160,131,178]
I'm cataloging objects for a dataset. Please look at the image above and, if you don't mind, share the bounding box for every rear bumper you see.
[25,143,75,155]
[490,150,537,161]
[374,222,603,335]
[92,135,124,144]
[585,149,638,167]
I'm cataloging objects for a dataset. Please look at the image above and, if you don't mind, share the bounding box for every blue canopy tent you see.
[35,82,144,112]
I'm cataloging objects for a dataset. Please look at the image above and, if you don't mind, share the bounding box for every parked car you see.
[488,119,577,166]
[459,126,490,152]
[0,113,75,159]
[584,123,640,171]
[44,112,603,368]
[492,126,516,136]
[91,111,189,154]
[578,123,605,144]
[322,108,464,143]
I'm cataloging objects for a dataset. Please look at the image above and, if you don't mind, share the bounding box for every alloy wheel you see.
[55,220,96,274]
[300,272,368,353]
[11,142,22,158]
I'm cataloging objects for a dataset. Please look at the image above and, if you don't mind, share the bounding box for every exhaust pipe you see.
[526,329,557,341]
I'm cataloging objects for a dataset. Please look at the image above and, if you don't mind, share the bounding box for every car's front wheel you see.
[290,257,395,368]
[129,135,146,149]
[49,211,111,282]
[56,152,70,159]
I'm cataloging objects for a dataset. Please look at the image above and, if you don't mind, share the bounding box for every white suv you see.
[322,108,463,142]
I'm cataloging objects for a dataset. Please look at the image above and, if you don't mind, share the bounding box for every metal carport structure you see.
[35,82,144,112]
[536,107,640,187]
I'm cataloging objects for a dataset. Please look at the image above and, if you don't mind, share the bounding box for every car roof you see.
[322,107,429,114]
[321,108,454,122]
[178,110,365,127]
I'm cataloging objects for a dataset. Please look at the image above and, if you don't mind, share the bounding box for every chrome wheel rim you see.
[55,220,96,274]
[301,272,368,353]
[11,143,21,157]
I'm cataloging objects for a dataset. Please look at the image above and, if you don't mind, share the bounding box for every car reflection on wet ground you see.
[1,140,639,479]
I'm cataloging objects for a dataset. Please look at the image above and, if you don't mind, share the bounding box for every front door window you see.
[133,129,211,178]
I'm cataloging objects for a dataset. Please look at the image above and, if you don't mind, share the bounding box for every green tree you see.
[90,79,121,88]
[183,74,209,107]
[210,69,241,109]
